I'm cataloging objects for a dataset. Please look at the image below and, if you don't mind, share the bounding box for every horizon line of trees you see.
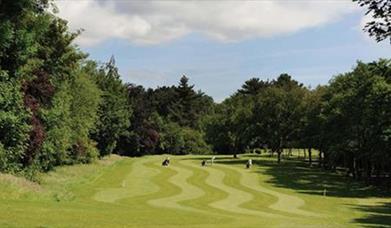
[1,0,390,184]
[204,60,391,182]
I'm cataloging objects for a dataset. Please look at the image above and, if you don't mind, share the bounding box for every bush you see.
[160,121,211,155]
[182,128,212,155]
[0,72,31,173]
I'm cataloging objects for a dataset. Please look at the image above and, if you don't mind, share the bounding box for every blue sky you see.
[59,1,390,102]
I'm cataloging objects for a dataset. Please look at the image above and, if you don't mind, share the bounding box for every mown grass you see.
[0,153,390,227]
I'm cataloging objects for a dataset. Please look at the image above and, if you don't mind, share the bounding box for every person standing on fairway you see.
[246,159,252,169]
[211,156,216,165]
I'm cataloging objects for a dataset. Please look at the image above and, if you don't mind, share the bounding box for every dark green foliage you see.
[238,77,270,96]
[321,59,391,179]
[169,75,213,128]
[300,86,327,165]
[252,75,306,163]
[354,0,391,43]
[117,76,213,156]
[204,94,253,156]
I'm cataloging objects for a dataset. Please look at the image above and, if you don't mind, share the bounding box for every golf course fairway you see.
[1,154,390,227]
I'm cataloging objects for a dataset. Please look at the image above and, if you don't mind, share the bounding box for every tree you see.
[301,86,327,166]
[204,94,253,157]
[169,75,213,128]
[92,57,131,157]
[159,120,211,155]
[322,59,391,179]
[253,75,306,163]
[69,70,101,163]
[0,71,31,172]
[354,0,391,43]
[238,78,270,96]
[0,0,110,176]
[169,75,199,127]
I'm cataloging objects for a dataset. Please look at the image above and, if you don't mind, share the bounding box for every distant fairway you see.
[1,154,390,227]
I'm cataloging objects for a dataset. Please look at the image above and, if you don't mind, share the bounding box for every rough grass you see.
[0,153,390,227]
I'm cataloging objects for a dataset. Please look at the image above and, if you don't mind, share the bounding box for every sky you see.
[56,0,391,102]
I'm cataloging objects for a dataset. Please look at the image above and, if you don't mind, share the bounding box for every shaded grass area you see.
[259,158,390,198]
[213,154,390,198]
[352,202,391,227]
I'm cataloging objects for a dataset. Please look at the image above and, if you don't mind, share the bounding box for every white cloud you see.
[55,0,357,46]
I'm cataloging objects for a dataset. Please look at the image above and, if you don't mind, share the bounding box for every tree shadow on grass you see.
[207,156,390,198]
[259,159,391,198]
[182,155,391,227]
[351,202,391,227]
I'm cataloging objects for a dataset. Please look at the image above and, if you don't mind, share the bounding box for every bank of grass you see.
[0,153,390,227]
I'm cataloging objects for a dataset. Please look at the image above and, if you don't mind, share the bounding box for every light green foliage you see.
[0,72,31,172]
[39,83,72,170]
[92,57,131,156]
[160,120,212,155]
[159,121,185,154]
[181,127,211,154]
[38,70,102,170]
[69,71,101,162]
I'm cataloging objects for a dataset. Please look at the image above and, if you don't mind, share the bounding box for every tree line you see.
[204,61,391,183]
[1,0,390,184]
[0,0,215,178]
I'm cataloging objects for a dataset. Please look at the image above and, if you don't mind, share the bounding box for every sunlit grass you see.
[0,154,390,227]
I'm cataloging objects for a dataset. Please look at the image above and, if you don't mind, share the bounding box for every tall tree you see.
[91,56,131,157]
[301,86,327,166]
[322,59,391,179]
[169,75,213,128]
[253,75,306,163]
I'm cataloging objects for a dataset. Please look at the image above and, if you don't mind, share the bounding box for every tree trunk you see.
[308,147,312,166]
[277,149,282,163]
[277,137,283,163]
[366,160,372,179]
[277,148,284,163]
[318,150,323,168]
[232,139,237,158]
[348,156,356,179]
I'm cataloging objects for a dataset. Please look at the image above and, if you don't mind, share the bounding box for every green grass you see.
[1,154,390,227]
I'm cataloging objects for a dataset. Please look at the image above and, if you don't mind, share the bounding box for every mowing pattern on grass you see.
[1,155,391,227]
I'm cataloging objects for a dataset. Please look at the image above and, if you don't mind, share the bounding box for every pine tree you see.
[169,75,199,127]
